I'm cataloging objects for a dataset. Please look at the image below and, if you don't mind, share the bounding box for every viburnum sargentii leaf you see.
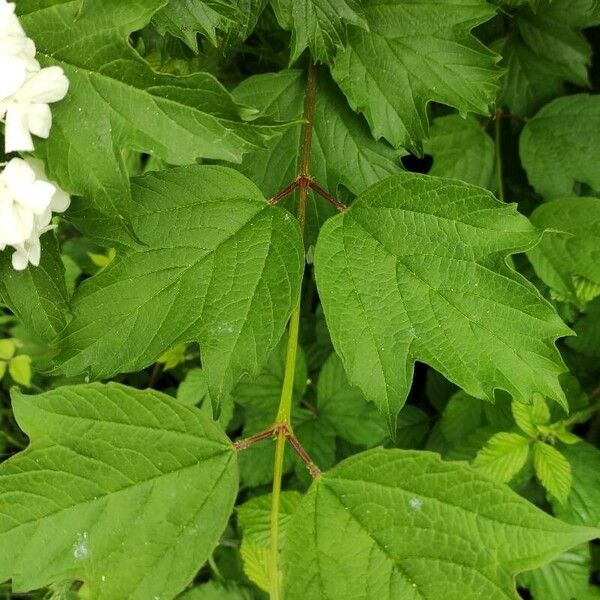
[283,449,598,600]
[53,166,304,409]
[16,0,276,243]
[314,172,570,433]
[0,383,238,600]
[329,0,501,152]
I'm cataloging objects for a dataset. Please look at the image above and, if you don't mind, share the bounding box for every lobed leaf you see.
[17,0,275,242]
[330,0,501,152]
[498,0,600,116]
[271,0,367,63]
[0,383,238,599]
[314,172,570,434]
[283,448,598,599]
[53,166,304,409]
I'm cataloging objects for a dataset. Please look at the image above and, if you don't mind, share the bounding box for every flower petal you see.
[0,55,26,100]
[11,246,29,270]
[4,104,34,152]
[18,66,69,104]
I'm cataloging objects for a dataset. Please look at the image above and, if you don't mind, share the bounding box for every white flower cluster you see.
[0,0,70,270]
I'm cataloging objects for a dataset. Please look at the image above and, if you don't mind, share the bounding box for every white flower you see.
[10,213,55,270]
[0,66,69,152]
[0,157,70,270]
[0,157,55,246]
[0,0,69,153]
[0,1,37,70]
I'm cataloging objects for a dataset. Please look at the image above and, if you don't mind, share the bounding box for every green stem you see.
[495,111,504,202]
[268,58,318,600]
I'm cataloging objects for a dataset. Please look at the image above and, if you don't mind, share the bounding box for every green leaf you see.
[179,581,254,600]
[473,432,530,482]
[520,94,600,200]
[238,491,301,590]
[553,441,600,527]
[519,544,600,600]
[512,394,551,437]
[330,0,501,151]
[317,352,388,447]
[53,166,304,410]
[18,0,273,241]
[314,172,570,433]
[177,369,234,428]
[440,391,483,444]
[0,235,69,343]
[527,198,600,306]
[0,362,6,382]
[0,340,16,361]
[221,0,267,51]
[395,405,430,449]
[271,0,366,63]
[568,297,600,358]
[499,0,600,116]
[177,369,210,406]
[233,68,403,245]
[423,114,496,190]
[0,383,238,599]
[533,441,572,503]
[283,448,597,599]
[153,0,237,50]
[8,355,32,388]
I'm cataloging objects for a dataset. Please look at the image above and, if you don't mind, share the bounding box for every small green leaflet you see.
[314,172,570,434]
[512,394,551,437]
[498,0,600,115]
[153,0,237,50]
[17,0,273,242]
[473,431,530,482]
[0,383,238,600]
[330,0,501,152]
[527,197,600,306]
[520,94,600,199]
[0,235,69,343]
[283,448,598,599]
[53,166,304,410]
[237,492,302,591]
[271,0,366,63]
[423,114,496,191]
[533,440,572,504]
[233,68,403,246]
